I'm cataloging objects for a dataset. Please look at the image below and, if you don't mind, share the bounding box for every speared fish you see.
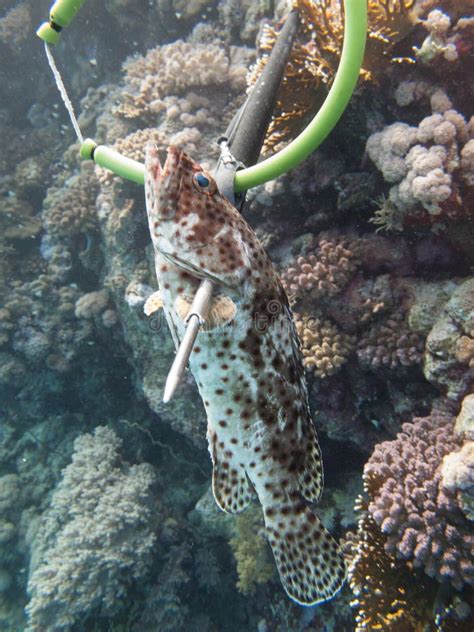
[144,144,346,605]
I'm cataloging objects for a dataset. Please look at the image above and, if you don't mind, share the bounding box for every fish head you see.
[145,143,224,257]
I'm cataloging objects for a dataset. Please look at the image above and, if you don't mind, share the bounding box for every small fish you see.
[144,144,346,605]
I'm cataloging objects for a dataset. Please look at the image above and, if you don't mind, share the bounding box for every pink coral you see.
[363,411,474,589]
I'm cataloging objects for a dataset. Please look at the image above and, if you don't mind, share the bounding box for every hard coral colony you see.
[0,0,472,631]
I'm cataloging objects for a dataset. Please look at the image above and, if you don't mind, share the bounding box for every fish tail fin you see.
[263,500,346,605]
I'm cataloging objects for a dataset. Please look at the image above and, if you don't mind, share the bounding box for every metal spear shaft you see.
[162,278,213,403]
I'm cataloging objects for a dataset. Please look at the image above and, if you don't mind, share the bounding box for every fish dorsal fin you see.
[175,294,237,331]
[298,421,324,503]
[144,290,163,316]
[208,429,252,514]
[264,501,346,605]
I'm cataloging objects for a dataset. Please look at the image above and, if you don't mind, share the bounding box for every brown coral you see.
[347,500,473,632]
[295,312,355,378]
[115,41,231,121]
[250,0,417,151]
[42,163,99,239]
[347,502,438,632]
[357,310,424,369]
[280,238,359,304]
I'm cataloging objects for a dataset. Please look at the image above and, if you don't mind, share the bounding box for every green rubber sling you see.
[77,0,367,191]
[235,0,367,191]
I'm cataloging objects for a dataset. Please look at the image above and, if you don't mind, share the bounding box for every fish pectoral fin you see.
[298,422,324,503]
[144,290,164,316]
[175,294,237,331]
[209,433,252,514]
[263,501,347,606]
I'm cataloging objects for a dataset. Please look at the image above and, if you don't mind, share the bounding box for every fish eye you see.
[192,171,216,195]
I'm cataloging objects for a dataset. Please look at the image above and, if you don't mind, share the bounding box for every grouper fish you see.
[144,144,346,605]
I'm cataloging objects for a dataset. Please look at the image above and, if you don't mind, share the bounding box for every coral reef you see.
[115,40,245,122]
[357,310,424,370]
[295,312,355,378]
[424,278,474,402]
[347,500,473,632]
[249,0,418,151]
[366,90,473,229]
[1,0,472,629]
[228,505,275,595]
[363,411,473,589]
[280,237,359,303]
[347,503,437,632]
[26,426,160,631]
[42,162,99,240]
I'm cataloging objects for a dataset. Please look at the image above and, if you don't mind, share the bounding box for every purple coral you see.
[357,311,424,369]
[364,412,474,589]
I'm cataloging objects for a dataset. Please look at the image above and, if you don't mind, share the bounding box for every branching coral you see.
[347,501,440,632]
[363,411,473,589]
[26,426,159,631]
[280,238,359,304]
[295,312,355,378]
[357,310,424,369]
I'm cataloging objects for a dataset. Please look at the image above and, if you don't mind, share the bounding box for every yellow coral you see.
[228,505,275,595]
[348,500,438,632]
[295,312,355,378]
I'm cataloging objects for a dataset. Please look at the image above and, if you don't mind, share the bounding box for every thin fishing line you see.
[44,42,84,144]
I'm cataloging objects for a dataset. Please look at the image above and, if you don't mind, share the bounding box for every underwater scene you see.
[0,0,473,630]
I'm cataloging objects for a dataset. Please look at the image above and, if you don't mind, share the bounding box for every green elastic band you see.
[234,0,367,192]
[81,0,367,192]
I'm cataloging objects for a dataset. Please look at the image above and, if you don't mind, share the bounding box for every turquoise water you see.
[0,1,472,630]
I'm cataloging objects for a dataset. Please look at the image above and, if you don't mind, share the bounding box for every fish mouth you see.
[161,145,183,180]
